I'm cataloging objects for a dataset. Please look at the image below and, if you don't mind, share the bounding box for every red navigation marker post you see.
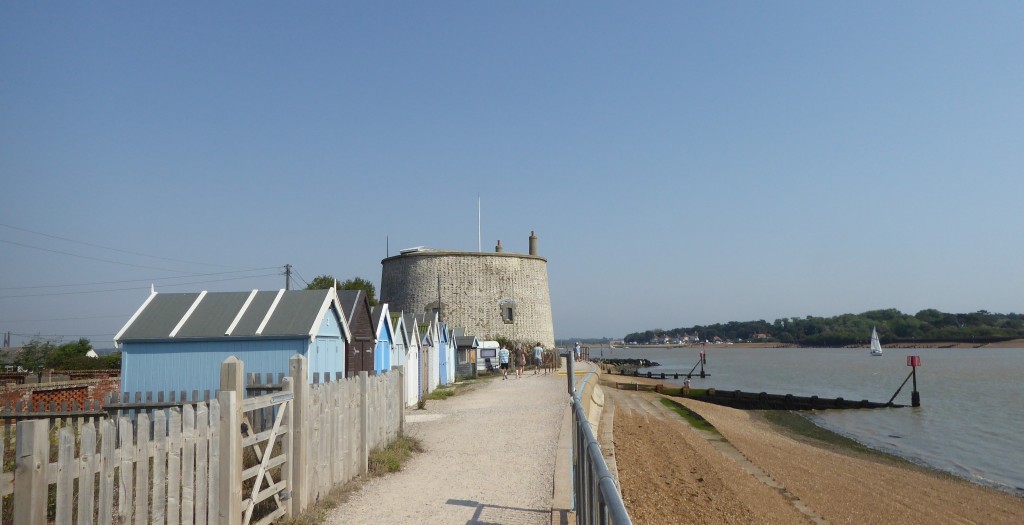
[888,355,923,407]
[908,355,921,407]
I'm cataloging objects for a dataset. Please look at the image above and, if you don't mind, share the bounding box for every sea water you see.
[595,345,1024,495]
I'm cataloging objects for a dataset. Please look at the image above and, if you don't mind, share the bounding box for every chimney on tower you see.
[495,239,503,253]
[529,230,538,256]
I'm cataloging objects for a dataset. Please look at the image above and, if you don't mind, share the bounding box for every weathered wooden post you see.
[392,365,405,434]
[359,370,370,474]
[217,389,241,525]
[289,354,309,517]
[565,352,575,396]
[218,356,244,525]
[14,419,49,525]
[280,376,295,517]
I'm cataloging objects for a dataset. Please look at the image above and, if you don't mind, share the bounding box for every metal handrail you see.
[566,355,632,525]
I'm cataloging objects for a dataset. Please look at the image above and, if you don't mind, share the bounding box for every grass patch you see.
[659,398,719,434]
[426,387,456,400]
[369,435,424,475]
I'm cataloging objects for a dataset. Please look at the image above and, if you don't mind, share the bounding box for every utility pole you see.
[284,264,292,290]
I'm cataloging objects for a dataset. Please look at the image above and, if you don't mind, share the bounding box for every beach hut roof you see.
[114,288,351,344]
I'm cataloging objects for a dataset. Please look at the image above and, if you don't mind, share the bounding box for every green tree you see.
[99,352,122,370]
[44,338,91,368]
[14,338,56,370]
[307,274,378,306]
[46,338,103,370]
[306,274,339,290]
[341,277,378,306]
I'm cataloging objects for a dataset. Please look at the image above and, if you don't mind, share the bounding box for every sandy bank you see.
[606,381,1024,524]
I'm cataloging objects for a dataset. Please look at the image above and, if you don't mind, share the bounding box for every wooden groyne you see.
[599,353,922,409]
[695,389,904,410]
[607,382,905,410]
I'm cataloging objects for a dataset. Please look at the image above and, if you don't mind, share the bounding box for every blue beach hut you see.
[437,320,450,386]
[371,303,394,374]
[114,288,351,394]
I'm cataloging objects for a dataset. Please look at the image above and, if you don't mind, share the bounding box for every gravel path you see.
[325,372,568,525]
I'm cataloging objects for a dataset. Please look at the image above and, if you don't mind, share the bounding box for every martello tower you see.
[379,231,555,348]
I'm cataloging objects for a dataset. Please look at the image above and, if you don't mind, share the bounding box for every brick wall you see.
[31,386,89,407]
[0,376,121,410]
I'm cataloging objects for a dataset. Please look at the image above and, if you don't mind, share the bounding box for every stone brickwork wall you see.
[380,251,555,349]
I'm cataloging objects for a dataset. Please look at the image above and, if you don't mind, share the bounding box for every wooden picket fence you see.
[0,355,405,525]
[304,368,402,503]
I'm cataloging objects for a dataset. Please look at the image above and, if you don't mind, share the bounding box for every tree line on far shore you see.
[624,308,1024,347]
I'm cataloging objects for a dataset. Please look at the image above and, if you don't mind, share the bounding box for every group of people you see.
[497,342,555,379]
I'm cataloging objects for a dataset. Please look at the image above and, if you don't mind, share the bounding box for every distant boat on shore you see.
[870,326,883,356]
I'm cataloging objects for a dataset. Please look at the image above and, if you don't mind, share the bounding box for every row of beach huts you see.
[113,286,485,407]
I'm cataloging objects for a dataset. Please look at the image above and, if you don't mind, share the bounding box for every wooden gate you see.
[240,378,294,525]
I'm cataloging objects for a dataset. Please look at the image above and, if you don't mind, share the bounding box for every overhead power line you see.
[0,223,259,270]
[0,238,202,273]
[292,268,310,288]
[0,266,280,291]
[12,332,116,338]
[0,272,279,299]
[3,314,130,323]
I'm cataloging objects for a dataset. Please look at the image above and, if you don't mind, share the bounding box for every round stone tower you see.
[380,231,554,348]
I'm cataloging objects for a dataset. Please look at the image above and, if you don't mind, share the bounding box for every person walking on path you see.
[533,342,543,375]
[498,344,511,380]
[515,344,526,379]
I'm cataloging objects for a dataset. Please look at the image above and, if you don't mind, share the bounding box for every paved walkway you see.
[325,370,571,525]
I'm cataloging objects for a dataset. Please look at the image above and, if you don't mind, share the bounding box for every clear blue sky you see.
[2,2,1023,346]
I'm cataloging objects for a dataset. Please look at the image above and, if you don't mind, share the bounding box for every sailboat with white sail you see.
[870,326,883,356]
